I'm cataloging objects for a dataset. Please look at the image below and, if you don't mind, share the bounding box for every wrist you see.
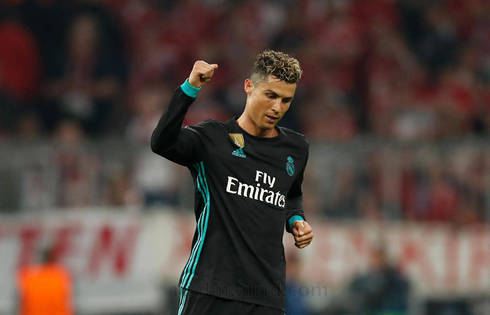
[288,215,304,230]
[181,78,201,98]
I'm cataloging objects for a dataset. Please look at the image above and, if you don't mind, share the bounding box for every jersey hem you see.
[179,274,285,312]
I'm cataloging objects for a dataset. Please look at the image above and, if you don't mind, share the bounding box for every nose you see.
[271,99,281,113]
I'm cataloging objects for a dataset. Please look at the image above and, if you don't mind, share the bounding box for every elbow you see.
[150,132,161,154]
[150,142,158,154]
[150,132,172,155]
[150,140,164,155]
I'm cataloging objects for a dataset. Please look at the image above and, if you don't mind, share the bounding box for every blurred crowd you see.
[1,0,490,140]
[1,0,490,225]
[304,143,489,226]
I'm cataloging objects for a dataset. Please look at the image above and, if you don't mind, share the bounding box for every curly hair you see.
[250,50,302,85]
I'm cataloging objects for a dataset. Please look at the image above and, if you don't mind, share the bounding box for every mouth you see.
[265,114,279,123]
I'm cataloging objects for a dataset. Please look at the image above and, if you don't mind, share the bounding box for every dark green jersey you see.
[151,87,308,311]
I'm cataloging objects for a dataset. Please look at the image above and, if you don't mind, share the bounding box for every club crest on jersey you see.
[229,133,245,148]
[286,156,295,176]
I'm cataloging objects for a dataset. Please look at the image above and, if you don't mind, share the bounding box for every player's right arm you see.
[150,61,218,166]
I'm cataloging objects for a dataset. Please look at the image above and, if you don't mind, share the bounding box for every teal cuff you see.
[289,215,304,230]
[181,78,201,98]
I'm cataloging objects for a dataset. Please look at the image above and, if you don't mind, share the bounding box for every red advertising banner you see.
[0,209,161,314]
[297,220,490,296]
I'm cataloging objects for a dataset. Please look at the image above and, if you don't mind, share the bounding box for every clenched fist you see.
[188,60,219,88]
[292,221,313,249]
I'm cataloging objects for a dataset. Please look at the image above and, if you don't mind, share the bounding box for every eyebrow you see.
[264,90,279,96]
[264,90,294,101]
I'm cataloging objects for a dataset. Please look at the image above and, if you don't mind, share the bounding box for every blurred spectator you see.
[43,13,123,136]
[323,167,361,219]
[300,91,359,141]
[349,246,410,315]
[0,8,41,138]
[270,4,307,54]
[53,119,99,208]
[0,10,41,104]
[16,110,45,140]
[126,83,181,207]
[16,0,70,74]
[104,162,141,207]
[126,83,168,143]
[426,166,459,222]
[16,247,74,315]
[358,152,385,220]
[417,3,460,75]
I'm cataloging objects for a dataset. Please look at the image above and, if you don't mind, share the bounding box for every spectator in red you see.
[0,10,41,104]
[427,168,459,222]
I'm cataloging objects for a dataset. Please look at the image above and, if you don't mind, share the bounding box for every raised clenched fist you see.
[188,61,218,88]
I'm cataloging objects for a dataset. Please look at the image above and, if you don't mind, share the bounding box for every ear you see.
[244,79,253,96]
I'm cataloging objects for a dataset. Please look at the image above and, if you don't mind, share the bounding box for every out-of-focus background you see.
[0,0,489,314]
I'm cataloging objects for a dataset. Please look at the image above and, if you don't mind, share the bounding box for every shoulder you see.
[185,119,226,135]
[189,119,225,129]
[278,126,309,150]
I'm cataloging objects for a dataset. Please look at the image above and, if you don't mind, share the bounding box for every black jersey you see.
[151,87,309,311]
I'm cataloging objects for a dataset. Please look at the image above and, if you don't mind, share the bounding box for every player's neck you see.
[236,115,277,138]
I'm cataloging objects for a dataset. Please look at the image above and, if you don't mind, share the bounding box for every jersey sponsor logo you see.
[229,133,245,148]
[286,156,295,176]
[225,170,286,207]
[232,148,246,158]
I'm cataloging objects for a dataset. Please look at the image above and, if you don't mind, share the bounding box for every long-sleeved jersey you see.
[151,86,309,311]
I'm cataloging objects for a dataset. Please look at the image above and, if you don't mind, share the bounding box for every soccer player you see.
[151,50,313,315]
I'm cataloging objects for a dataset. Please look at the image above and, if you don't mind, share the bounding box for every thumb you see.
[211,64,218,70]
[292,227,299,237]
[294,221,305,235]
[298,221,305,235]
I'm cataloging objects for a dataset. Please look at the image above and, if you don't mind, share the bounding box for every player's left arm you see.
[285,150,313,249]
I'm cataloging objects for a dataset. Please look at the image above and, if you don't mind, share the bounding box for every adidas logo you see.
[232,148,246,158]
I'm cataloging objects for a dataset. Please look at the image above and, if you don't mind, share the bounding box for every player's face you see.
[244,75,297,134]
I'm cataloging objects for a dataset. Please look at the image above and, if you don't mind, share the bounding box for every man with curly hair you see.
[151,50,313,315]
